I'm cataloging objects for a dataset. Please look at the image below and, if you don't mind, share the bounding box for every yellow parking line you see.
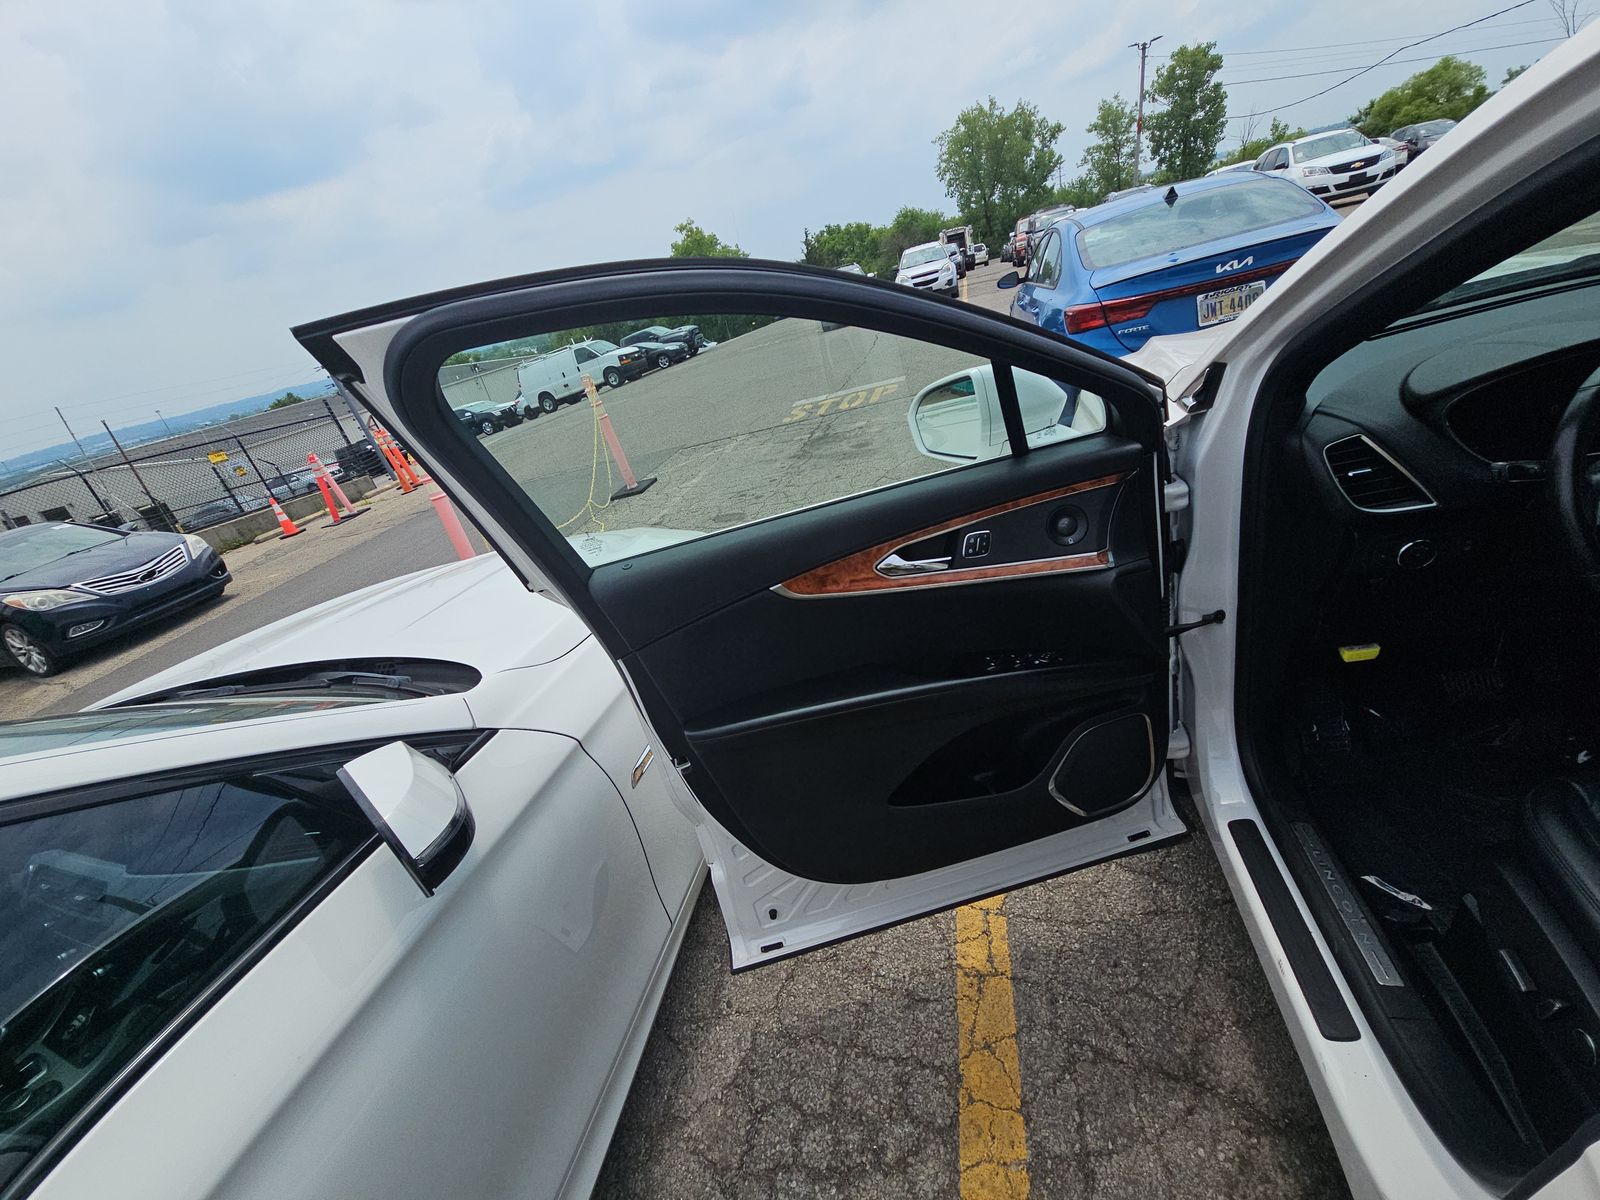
[956,894,1031,1199]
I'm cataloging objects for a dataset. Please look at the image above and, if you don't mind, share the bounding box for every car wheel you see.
[603,367,622,388]
[686,343,698,357]
[538,392,558,414]
[2,624,59,677]
[479,419,495,435]
[655,351,672,369]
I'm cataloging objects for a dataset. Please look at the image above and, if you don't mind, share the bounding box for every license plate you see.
[1196,280,1266,327]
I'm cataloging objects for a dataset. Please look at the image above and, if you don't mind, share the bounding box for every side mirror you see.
[339,742,475,896]
[1270,162,1287,171]
[909,365,1094,464]
[997,270,1020,290]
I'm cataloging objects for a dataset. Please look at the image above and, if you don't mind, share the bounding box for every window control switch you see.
[961,530,991,559]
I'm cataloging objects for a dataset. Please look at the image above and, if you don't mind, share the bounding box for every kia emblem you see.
[1216,256,1254,274]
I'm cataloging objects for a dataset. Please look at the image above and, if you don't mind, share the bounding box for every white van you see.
[516,340,651,415]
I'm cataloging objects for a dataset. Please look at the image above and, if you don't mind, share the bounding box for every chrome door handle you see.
[876,552,952,577]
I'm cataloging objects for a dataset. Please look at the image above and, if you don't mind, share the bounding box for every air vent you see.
[1322,435,1435,512]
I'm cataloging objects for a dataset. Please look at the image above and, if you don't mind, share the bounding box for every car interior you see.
[1239,197,1600,1189]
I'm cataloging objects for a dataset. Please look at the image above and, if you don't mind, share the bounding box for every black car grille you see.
[77,543,189,594]
[1332,157,1374,173]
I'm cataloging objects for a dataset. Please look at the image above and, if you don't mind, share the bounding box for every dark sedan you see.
[453,399,522,436]
[631,339,690,370]
[1391,118,1457,158]
[0,523,231,676]
[619,323,706,357]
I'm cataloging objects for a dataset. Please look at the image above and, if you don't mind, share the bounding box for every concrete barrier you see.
[195,474,378,551]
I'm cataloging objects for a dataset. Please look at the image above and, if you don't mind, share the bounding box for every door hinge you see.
[1165,610,1226,637]
[1163,476,1190,513]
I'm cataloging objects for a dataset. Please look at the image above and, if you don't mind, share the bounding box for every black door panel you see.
[590,436,1150,647]
[318,261,1174,892]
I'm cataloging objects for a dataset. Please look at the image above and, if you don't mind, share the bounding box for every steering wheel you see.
[1551,365,1600,592]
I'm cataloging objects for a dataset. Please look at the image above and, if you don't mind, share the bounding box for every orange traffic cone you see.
[269,496,303,538]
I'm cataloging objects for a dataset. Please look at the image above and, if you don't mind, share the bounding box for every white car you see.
[291,27,1600,1197]
[1207,159,1257,176]
[1371,135,1412,170]
[1,551,704,1200]
[971,242,991,266]
[1254,127,1399,201]
[893,240,958,295]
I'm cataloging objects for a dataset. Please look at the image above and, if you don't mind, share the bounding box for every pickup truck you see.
[516,340,651,415]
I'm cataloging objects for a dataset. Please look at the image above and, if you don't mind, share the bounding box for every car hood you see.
[1121,328,1229,396]
[898,260,950,277]
[0,533,185,591]
[1292,144,1387,170]
[94,552,590,707]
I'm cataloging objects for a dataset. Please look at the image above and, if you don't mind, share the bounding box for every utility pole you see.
[155,408,174,438]
[55,406,92,463]
[1130,34,1163,182]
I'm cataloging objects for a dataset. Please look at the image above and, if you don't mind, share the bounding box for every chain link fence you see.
[0,404,389,533]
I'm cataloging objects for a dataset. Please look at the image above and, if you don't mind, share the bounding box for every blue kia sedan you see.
[1003,173,1341,356]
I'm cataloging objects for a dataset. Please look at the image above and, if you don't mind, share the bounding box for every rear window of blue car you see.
[1077,182,1325,271]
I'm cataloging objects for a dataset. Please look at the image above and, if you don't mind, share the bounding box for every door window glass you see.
[444,317,1107,566]
[573,346,595,363]
[1034,232,1064,288]
[0,762,371,1187]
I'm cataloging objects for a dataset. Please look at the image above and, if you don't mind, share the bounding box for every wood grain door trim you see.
[774,473,1125,598]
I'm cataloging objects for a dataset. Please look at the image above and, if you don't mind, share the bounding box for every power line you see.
[1222,37,1560,86]
[1211,23,1566,70]
[1158,15,1564,57]
[1222,0,1541,119]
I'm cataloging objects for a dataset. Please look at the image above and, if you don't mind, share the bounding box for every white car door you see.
[6,698,674,1200]
[296,263,1188,968]
[1138,27,1600,1200]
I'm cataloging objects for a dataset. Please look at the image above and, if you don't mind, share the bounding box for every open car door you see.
[294,260,1186,967]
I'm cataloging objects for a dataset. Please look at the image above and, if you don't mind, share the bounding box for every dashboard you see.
[1299,281,1600,526]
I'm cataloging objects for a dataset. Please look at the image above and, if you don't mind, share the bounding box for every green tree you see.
[1347,56,1492,136]
[669,219,748,258]
[1502,64,1529,86]
[1048,177,1103,209]
[801,222,882,270]
[1078,95,1139,197]
[268,391,306,409]
[1228,118,1305,168]
[1144,42,1229,183]
[667,219,769,342]
[934,97,1064,248]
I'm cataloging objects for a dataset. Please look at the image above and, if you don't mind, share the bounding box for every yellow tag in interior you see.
[1339,644,1381,663]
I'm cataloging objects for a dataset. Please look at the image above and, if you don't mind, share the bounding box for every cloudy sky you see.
[0,0,1574,455]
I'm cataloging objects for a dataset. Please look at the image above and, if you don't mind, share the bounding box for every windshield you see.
[1415,120,1455,136]
[0,524,125,579]
[1291,131,1368,162]
[900,245,946,268]
[1423,211,1600,311]
[1077,181,1324,270]
[0,698,391,758]
[588,340,620,353]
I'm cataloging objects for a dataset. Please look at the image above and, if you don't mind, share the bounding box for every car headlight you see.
[3,589,92,611]
[182,533,213,558]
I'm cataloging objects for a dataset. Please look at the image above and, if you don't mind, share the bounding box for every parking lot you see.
[2,256,1352,1199]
